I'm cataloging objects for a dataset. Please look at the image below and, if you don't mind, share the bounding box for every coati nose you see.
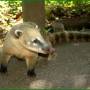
[42,46,55,54]
[49,47,55,54]
[42,46,50,52]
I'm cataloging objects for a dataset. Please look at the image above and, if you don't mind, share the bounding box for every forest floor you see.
[0,42,90,89]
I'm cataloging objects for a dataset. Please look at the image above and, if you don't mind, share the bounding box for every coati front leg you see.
[25,56,38,77]
[0,53,11,73]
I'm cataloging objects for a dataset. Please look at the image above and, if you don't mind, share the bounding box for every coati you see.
[46,19,90,46]
[0,22,55,77]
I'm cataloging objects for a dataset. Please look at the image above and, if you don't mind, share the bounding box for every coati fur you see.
[48,31,90,46]
[46,19,90,46]
[0,22,55,77]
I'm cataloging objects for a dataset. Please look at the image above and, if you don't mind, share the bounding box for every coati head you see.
[10,22,55,57]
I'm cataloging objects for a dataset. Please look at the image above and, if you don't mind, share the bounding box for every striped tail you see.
[48,31,90,45]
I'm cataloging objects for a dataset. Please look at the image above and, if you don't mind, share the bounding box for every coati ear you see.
[14,29,23,38]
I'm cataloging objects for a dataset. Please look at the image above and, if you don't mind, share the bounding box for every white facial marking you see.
[37,37,45,44]
[33,43,37,46]
[36,25,38,29]
[27,41,30,45]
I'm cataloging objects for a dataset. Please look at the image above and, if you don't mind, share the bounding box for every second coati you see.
[46,19,90,46]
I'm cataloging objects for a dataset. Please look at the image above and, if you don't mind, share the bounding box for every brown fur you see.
[48,31,90,46]
[47,19,90,45]
[0,22,55,77]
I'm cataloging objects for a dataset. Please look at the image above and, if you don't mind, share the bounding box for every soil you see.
[0,42,90,88]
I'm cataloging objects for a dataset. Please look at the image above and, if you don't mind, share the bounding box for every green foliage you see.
[8,1,22,15]
[0,0,90,29]
[45,0,90,21]
[0,0,22,33]
[45,0,90,6]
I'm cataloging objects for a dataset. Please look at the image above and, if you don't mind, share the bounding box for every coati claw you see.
[0,64,7,73]
[27,69,36,77]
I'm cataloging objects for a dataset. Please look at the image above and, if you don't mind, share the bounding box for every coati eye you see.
[32,38,43,46]
[32,39,38,43]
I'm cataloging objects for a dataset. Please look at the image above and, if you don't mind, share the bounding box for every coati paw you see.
[0,64,7,73]
[27,69,36,77]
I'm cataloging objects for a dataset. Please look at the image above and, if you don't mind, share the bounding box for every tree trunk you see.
[22,0,45,29]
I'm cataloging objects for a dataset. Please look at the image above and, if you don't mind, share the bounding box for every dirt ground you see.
[0,42,90,89]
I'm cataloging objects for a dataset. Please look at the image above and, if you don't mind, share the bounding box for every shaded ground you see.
[0,42,90,88]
